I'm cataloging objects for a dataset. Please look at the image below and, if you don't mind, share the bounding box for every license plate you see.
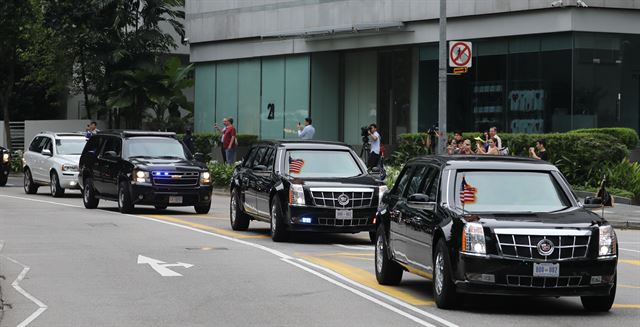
[533,263,560,277]
[335,209,353,219]
[168,196,183,204]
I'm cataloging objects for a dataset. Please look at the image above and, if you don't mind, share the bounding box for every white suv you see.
[23,132,87,197]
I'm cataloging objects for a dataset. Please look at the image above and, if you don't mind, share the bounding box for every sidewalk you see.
[591,202,640,230]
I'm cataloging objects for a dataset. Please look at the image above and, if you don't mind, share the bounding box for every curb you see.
[212,187,230,197]
[575,191,637,206]
[608,221,640,230]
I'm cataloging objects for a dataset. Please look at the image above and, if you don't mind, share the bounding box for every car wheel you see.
[0,173,7,186]
[270,198,288,242]
[82,178,99,209]
[375,224,403,285]
[50,172,65,197]
[194,202,211,214]
[117,182,134,214]
[154,204,168,210]
[581,275,616,312]
[433,239,459,309]
[230,188,250,231]
[23,168,39,194]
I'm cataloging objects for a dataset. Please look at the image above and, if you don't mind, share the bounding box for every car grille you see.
[152,171,199,186]
[494,229,591,261]
[506,275,583,288]
[310,188,374,209]
[317,218,371,227]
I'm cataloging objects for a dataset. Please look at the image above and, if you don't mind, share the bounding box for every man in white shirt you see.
[367,123,381,169]
[489,126,502,149]
[297,117,315,140]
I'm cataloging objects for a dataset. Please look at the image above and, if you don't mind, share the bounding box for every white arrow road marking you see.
[137,255,193,277]
[0,251,48,327]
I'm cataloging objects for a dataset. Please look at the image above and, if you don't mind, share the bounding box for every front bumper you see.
[285,205,377,233]
[59,172,80,189]
[130,182,213,207]
[454,253,617,297]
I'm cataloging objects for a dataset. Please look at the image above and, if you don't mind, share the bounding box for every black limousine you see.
[375,155,617,311]
[230,140,387,242]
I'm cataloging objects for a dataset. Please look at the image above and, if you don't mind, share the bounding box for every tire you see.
[270,197,288,242]
[375,224,403,285]
[195,202,211,214]
[230,188,250,231]
[50,172,65,197]
[0,173,7,186]
[581,275,616,312]
[23,168,39,194]
[154,204,168,210]
[117,182,134,214]
[369,230,377,244]
[433,239,459,309]
[82,178,99,209]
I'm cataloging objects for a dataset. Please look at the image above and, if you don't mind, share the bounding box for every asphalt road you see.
[0,176,639,327]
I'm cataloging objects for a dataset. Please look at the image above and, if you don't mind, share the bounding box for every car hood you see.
[56,154,81,165]
[467,207,605,230]
[295,175,382,189]
[130,157,206,171]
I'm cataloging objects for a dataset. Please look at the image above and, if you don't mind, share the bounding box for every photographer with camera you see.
[367,124,381,169]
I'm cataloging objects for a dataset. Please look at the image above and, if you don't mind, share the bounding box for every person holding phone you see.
[297,117,315,140]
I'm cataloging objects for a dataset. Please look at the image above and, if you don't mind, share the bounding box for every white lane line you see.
[0,194,459,327]
[334,244,375,251]
[3,256,48,327]
[298,258,459,327]
[282,258,437,327]
[0,194,82,208]
[620,248,640,253]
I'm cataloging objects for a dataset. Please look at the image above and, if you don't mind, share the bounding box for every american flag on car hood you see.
[289,158,305,174]
[460,176,477,205]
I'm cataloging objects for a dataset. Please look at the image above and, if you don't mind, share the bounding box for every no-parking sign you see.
[449,41,472,68]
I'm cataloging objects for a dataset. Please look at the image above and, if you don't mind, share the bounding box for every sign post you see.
[437,0,447,155]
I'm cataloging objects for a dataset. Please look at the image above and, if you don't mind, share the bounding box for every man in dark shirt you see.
[530,139,549,161]
[183,128,195,154]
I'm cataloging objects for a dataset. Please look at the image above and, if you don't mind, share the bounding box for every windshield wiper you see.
[157,156,185,159]
[129,155,154,159]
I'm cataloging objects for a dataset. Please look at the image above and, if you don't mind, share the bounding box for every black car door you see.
[255,146,276,217]
[97,137,122,197]
[238,147,258,215]
[404,164,441,276]
[386,165,415,264]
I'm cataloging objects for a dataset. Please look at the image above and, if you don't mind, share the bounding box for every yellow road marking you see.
[146,215,269,239]
[619,284,640,289]
[620,259,640,266]
[315,252,375,257]
[613,304,640,309]
[300,254,434,306]
[188,215,229,221]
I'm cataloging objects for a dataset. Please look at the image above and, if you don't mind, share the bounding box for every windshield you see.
[456,171,570,213]
[286,150,362,178]
[55,138,87,155]
[125,138,189,159]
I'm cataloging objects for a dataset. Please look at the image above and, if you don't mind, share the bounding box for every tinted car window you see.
[83,136,104,155]
[252,147,267,167]
[404,165,428,197]
[41,138,53,153]
[101,137,122,158]
[421,166,440,201]
[391,166,414,196]
[262,147,275,170]
[243,147,258,168]
[125,137,188,159]
[29,137,44,152]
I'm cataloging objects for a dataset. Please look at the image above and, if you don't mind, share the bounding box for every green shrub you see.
[384,165,403,189]
[572,185,635,200]
[207,160,237,187]
[11,150,23,173]
[569,127,639,150]
[177,133,259,161]
[392,132,629,188]
[602,159,640,199]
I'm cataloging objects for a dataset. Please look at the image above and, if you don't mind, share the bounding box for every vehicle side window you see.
[252,147,267,167]
[262,147,276,170]
[43,138,53,153]
[83,136,103,155]
[404,165,429,197]
[421,166,441,202]
[100,137,122,158]
[391,166,414,197]
[29,137,44,152]
[243,147,258,168]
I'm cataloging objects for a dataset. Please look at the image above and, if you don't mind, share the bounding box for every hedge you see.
[391,132,629,187]
[568,127,638,150]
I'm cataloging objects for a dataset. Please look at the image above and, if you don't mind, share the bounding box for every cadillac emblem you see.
[337,193,350,206]
[537,239,555,256]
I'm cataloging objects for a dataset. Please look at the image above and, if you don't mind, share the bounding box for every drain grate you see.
[185,247,228,251]
[87,223,118,227]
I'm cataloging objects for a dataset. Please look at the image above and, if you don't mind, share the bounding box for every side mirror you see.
[368,166,384,180]
[583,196,603,209]
[407,193,435,211]
[193,152,205,162]
[253,164,267,172]
[103,151,117,159]
[41,149,52,156]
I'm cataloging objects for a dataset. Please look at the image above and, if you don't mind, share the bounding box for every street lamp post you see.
[437,0,448,154]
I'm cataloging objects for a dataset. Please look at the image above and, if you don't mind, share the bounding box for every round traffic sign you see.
[449,42,471,67]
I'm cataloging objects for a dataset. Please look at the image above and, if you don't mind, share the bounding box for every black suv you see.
[230,140,387,242]
[375,155,617,312]
[1,146,9,186]
[78,131,212,214]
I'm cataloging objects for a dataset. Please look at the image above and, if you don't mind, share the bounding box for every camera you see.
[360,126,370,143]
[426,124,439,135]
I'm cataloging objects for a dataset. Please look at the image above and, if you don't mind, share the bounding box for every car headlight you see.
[133,170,150,183]
[61,163,78,172]
[598,225,617,257]
[2,153,9,163]
[200,171,211,185]
[289,184,305,206]
[378,185,388,206]
[462,222,486,254]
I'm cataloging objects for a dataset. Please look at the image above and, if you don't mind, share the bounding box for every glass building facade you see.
[193,32,640,145]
